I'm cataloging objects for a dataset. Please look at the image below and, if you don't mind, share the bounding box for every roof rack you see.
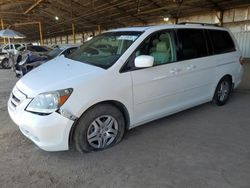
[177,22,220,27]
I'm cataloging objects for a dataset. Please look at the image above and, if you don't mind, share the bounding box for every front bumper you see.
[8,96,74,151]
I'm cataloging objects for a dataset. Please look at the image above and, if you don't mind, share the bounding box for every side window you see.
[137,31,176,65]
[177,29,208,61]
[14,44,21,49]
[208,30,235,54]
[19,47,25,52]
[123,30,177,71]
[32,46,48,52]
[63,47,78,56]
[4,45,13,50]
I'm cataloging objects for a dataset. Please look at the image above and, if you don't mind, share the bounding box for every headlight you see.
[26,88,73,114]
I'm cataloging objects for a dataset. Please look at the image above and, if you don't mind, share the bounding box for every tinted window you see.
[208,30,235,54]
[30,46,48,52]
[62,47,78,57]
[177,29,208,60]
[47,48,63,59]
[14,44,21,49]
[18,47,25,52]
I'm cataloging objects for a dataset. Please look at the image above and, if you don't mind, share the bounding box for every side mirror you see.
[135,55,154,68]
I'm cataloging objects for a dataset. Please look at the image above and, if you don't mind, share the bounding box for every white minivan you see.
[8,24,243,152]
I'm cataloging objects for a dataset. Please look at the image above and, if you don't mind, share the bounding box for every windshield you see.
[47,48,63,59]
[67,31,142,69]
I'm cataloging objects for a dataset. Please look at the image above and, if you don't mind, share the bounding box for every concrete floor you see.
[0,63,250,188]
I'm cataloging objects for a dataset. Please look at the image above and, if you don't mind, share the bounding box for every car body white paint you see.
[8,24,243,151]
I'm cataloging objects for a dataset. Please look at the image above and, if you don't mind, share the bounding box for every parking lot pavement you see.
[0,63,250,188]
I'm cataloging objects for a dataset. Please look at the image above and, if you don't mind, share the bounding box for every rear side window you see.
[208,30,235,54]
[177,29,208,61]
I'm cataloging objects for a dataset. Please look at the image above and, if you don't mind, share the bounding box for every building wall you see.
[233,32,250,58]
[178,6,250,32]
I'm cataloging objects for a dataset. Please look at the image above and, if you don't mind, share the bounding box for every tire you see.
[1,58,10,69]
[213,76,232,106]
[16,55,22,64]
[73,103,125,152]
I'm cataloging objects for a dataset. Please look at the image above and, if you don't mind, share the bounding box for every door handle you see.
[152,75,167,81]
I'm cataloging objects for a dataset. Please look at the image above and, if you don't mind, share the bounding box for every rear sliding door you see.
[175,28,216,104]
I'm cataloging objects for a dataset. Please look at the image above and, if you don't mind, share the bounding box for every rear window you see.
[177,29,208,61]
[208,30,235,54]
[29,46,48,52]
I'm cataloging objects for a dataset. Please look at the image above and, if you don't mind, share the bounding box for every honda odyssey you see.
[8,24,243,152]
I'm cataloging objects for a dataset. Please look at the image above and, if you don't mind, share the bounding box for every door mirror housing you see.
[135,55,154,68]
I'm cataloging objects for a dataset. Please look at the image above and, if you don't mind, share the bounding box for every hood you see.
[16,56,104,97]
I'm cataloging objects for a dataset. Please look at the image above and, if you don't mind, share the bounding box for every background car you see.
[0,43,29,68]
[15,45,78,77]
[0,52,10,69]
[0,43,25,55]
[46,45,79,60]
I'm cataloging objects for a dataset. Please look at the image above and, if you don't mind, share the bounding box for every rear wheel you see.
[1,58,10,69]
[73,103,125,152]
[213,76,232,106]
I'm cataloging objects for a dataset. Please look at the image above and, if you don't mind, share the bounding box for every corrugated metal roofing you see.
[233,32,250,58]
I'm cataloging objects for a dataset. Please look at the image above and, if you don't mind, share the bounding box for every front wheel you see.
[213,76,232,106]
[73,103,125,152]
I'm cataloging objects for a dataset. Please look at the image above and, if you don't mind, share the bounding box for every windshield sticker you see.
[117,35,137,41]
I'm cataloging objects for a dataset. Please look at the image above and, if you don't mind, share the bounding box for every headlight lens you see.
[26,88,73,114]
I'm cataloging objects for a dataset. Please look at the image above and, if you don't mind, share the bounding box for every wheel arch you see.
[220,74,233,83]
[1,58,9,64]
[218,74,233,88]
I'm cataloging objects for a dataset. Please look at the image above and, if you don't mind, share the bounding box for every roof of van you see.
[109,24,228,32]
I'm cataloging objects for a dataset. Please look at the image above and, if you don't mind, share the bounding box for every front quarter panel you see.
[62,66,134,126]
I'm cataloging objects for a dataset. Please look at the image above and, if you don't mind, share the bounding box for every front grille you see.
[10,86,27,108]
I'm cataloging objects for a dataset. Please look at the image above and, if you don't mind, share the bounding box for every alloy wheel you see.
[217,81,230,102]
[87,115,118,149]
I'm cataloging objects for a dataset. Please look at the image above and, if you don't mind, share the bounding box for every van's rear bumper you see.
[234,65,243,88]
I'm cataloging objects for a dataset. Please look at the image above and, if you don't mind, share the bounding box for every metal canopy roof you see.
[0,0,250,40]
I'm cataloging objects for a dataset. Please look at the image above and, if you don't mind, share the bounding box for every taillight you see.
[239,56,244,65]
